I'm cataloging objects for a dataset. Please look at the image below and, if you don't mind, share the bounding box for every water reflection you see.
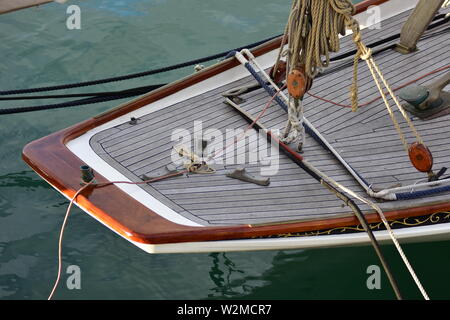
[0,171,51,190]
[207,250,309,299]
[208,252,245,298]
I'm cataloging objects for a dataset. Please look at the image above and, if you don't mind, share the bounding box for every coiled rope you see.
[282,0,429,165]
[278,0,360,148]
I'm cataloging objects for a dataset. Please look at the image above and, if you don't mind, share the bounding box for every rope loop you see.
[360,46,373,61]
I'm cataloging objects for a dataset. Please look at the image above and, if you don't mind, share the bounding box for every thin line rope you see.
[363,52,410,152]
[225,95,403,300]
[315,171,430,300]
[308,64,450,109]
[340,5,426,151]
[47,180,94,300]
[366,54,425,145]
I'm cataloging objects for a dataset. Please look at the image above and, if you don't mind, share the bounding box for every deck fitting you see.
[80,165,95,184]
[226,167,270,186]
[400,71,450,119]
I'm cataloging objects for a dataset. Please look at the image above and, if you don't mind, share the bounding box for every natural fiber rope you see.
[286,0,351,77]
[313,164,430,300]
[283,0,426,153]
[362,52,410,152]
[281,1,306,145]
[280,0,355,144]
[329,1,426,149]
[365,55,425,145]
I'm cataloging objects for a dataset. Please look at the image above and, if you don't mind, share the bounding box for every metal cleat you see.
[222,82,262,104]
[401,71,450,119]
[226,167,270,186]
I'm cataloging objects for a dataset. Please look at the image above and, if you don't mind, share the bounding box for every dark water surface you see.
[1,0,449,300]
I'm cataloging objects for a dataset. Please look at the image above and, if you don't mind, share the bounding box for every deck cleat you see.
[400,71,450,119]
[80,165,96,185]
[129,117,140,125]
[269,60,287,85]
[427,167,447,182]
[226,167,270,186]
[222,82,262,104]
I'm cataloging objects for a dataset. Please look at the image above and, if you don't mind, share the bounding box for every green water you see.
[1,0,449,300]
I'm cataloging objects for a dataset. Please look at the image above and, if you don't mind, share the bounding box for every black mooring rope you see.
[0,34,281,96]
[0,12,447,115]
[0,84,165,101]
[0,93,140,115]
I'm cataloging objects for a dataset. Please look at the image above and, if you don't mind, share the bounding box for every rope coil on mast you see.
[280,0,434,179]
[279,0,359,149]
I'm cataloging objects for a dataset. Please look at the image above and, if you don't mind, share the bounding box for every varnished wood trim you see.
[355,0,390,14]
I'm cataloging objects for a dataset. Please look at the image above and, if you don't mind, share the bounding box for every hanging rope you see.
[316,169,430,300]
[281,0,430,170]
[284,0,350,77]
[48,180,94,300]
[279,0,356,148]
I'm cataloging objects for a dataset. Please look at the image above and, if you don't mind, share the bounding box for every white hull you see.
[134,222,450,253]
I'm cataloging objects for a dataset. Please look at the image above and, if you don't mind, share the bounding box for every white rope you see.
[48,181,93,300]
[282,99,306,147]
[303,159,430,300]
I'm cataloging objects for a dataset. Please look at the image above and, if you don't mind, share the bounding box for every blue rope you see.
[243,60,372,188]
[243,62,288,112]
[396,184,450,200]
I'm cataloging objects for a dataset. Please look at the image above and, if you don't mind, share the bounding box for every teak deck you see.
[23,1,450,245]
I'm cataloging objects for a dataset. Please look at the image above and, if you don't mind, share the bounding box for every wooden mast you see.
[396,0,446,53]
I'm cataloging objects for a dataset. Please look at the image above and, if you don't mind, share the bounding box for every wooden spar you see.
[224,98,403,299]
[0,0,54,14]
[396,0,446,53]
